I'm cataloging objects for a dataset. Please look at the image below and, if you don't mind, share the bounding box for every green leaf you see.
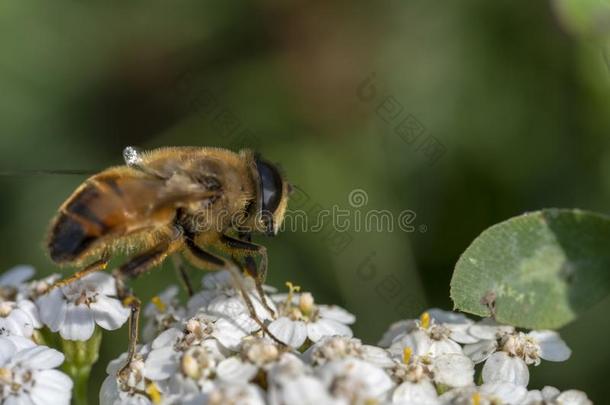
[450,209,610,329]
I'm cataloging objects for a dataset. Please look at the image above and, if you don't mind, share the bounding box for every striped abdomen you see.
[47,169,172,264]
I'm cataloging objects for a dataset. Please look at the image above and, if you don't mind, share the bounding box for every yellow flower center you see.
[285,281,301,303]
[0,302,15,317]
[0,368,11,382]
[420,312,430,329]
[402,347,413,364]
[472,392,481,405]
[146,382,162,404]
[299,292,314,316]
[151,296,166,313]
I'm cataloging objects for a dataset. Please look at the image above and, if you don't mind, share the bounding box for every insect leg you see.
[183,238,285,347]
[112,243,177,379]
[49,252,110,290]
[172,255,194,297]
[220,234,274,317]
[118,295,141,382]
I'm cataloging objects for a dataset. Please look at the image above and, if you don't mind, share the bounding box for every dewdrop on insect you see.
[123,146,143,167]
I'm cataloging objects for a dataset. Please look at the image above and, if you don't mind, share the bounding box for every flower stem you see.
[69,366,92,405]
[61,328,103,405]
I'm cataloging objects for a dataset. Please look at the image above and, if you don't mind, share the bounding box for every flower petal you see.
[99,376,120,405]
[0,336,18,365]
[271,375,335,404]
[151,327,183,349]
[528,330,571,362]
[82,272,117,296]
[36,289,67,332]
[480,382,528,404]
[317,358,393,400]
[213,318,249,351]
[378,319,417,347]
[0,265,35,286]
[318,305,356,325]
[91,295,130,330]
[556,390,593,405]
[463,339,498,364]
[482,352,529,386]
[432,354,474,387]
[268,317,307,348]
[30,369,73,405]
[4,335,36,352]
[60,303,95,341]
[8,308,34,337]
[144,346,179,380]
[360,345,394,368]
[4,395,36,405]
[428,338,462,357]
[468,319,514,340]
[389,330,432,358]
[541,386,561,400]
[392,380,440,405]
[428,308,471,325]
[17,300,42,328]
[15,346,65,369]
[307,319,353,342]
[216,357,258,383]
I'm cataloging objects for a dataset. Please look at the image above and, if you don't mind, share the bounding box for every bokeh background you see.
[1,0,610,402]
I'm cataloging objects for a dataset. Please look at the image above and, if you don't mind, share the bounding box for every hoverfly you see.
[45,146,290,374]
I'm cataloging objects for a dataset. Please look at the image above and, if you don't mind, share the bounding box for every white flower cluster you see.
[0,266,74,405]
[97,272,592,405]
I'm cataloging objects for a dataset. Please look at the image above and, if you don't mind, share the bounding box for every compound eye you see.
[256,159,283,215]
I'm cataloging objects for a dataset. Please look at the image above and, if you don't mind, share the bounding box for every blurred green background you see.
[1,0,610,402]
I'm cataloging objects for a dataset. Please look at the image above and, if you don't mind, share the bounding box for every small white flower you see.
[1,266,61,303]
[553,390,593,405]
[20,274,62,302]
[166,382,267,405]
[379,319,417,348]
[383,309,478,351]
[389,346,474,390]
[0,336,73,405]
[143,285,185,342]
[187,271,277,337]
[0,265,35,289]
[426,309,480,344]
[0,298,41,339]
[100,344,168,405]
[268,285,354,348]
[303,335,394,368]
[143,321,227,387]
[187,271,275,317]
[267,355,338,405]
[203,383,267,405]
[392,380,440,405]
[206,293,276,338]
[466,329,571,387]
[37,272,131,341]
[0,266,42,340]
[439,382,528,405]
[522,386,593,405]
[523,385,561,404]
[215,337,286,384]
[316,357,394,404]
[388,311,472,360]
